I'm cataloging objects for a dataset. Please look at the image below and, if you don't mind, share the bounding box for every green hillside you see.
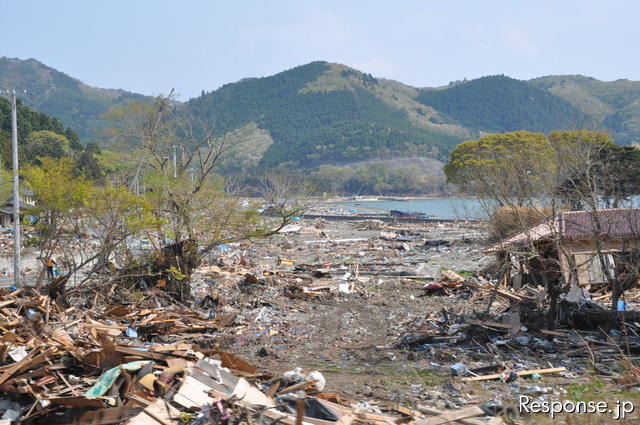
[529,75,640,144]
[0,96,81,167]
[0,57,151,142]
[185,62,463,168]
[3,57,640,174]
[416,75,594,133]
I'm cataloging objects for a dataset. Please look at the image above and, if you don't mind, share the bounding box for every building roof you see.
[560,208,640,239]
[487,208,640,253]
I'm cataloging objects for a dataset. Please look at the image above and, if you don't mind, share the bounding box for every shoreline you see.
[313,197,484,221]
[324,195,477,203]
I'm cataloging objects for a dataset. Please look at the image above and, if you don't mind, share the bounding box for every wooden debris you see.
[462,367,567,382]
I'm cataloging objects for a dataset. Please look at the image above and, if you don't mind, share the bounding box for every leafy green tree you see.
[549,130,640,208]
[444,131,554,206]
[310,165,356,194]
[24,130,72,163]
[22,157,155,293]
[0,97,74,169]
[65,127,83,151]
[598,144,640,207]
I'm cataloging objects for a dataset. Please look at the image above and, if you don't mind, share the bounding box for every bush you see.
[490,206,555,241]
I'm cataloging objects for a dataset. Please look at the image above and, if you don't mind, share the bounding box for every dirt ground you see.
[190,217,640,424]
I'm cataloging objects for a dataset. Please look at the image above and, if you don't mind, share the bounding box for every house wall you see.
[560,238,640,286]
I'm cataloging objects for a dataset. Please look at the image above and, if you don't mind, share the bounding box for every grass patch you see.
[566,379,606,401]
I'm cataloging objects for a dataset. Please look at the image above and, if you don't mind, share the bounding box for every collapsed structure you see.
[487,209,640,295]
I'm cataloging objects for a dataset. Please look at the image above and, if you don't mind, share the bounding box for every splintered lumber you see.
[334,414,355,425]
[128,399,181,425]
[0,347,39,386]
[462,367,566,382]
[265,380,281,397]
[495,289,525,302]
[353,411,400,424]
[0,300,16,309]
[47,397,105,408]
[541,329,569,337]
[15,347,55,376]
[386,403,425,418]
[466,319,512,329]
[276,379,318,395]
[212,350,258,375]
[415,406,485,425]
[441,270,464,283]
[114,346,192,361]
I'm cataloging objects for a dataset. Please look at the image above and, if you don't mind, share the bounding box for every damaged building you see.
[488,208,640,290]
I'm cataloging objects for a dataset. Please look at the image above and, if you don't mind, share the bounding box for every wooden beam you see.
[415,406,485,425]
[462,367,566,382]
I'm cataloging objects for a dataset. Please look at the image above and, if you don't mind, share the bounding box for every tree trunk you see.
[161,238,201,301]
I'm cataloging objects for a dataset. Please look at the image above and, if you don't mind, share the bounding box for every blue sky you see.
[1,0,638,99]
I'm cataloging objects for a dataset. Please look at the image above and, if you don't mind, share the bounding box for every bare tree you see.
[106,93,306,300]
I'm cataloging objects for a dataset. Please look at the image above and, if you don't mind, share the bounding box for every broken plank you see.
[128,399,181,425]
[462,367,566,382]
[417,406,504,425]
[415,406,485,425]
[276,380,318,395]
[265,380,281,397]
[47,396,105,408]
[334,414,355,425]
[540,329,569,337]
[386,403,424,418]
[114,346,193,361]
[15,348,55,376]
[0,300,16,309]
[0,347,39,386]
[466,319,512,329]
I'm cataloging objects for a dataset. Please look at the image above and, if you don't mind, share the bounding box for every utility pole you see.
[11,91,20,287]
[173,145,177,178]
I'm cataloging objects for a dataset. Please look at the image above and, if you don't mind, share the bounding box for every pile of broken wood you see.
[0,286,508,424]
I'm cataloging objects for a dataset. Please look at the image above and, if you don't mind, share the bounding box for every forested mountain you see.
[2,57,640,174]
[0,97,102,178]
[0,57,151,142]
[416,75,593,133]
[185,62,463,168]
[529,75,640,144]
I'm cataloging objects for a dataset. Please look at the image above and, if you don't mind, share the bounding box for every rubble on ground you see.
[0,217,639,424]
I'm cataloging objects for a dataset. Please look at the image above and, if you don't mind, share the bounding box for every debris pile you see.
[0,286,508,424]
[2,217,639,423]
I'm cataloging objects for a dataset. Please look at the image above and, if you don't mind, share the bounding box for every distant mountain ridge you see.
[185,61,463,168]
[416,75,594,133]
[1,57,639,171]
[0,57,151,141]
[529,75,640,144]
